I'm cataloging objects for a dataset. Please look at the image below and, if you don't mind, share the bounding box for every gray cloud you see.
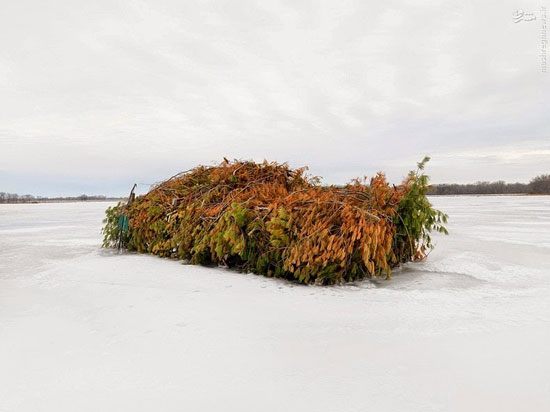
[1,0,548,196]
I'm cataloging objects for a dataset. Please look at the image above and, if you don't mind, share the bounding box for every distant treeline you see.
[3,174,550,202]
[429,174,550,195]
[0,193,121,204]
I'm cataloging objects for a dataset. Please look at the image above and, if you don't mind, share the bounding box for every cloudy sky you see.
[1,0,549,196]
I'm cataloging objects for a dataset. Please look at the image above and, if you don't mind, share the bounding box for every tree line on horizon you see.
[428,174,550,195]
[2,174,549,203]
[0,193,120,204]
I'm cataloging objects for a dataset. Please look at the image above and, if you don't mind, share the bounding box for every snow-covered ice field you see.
[1,196,549,412]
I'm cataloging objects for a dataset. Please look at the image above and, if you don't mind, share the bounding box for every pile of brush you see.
[102,158,447,285]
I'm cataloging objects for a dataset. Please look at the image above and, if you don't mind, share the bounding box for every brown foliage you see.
[104,159,443,285]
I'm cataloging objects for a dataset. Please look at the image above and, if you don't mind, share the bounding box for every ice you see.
[1,197,550,411]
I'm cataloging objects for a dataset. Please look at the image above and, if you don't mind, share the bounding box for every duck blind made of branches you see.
[102,157,448,285]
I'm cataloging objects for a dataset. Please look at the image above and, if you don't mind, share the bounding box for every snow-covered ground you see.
[1,196,549,412]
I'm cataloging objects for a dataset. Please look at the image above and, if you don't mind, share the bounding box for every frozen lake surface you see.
[1,196,549,411]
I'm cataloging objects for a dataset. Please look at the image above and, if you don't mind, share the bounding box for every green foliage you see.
[394,156,448,262]
[101,202,132,248]
[267,207,292,248]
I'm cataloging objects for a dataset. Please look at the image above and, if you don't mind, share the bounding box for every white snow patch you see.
[1,197,550,411]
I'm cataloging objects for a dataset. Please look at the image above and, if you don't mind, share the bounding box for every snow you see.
[1,197,550,412]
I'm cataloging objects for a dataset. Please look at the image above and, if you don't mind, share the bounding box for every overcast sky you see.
[1,0,549,196]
